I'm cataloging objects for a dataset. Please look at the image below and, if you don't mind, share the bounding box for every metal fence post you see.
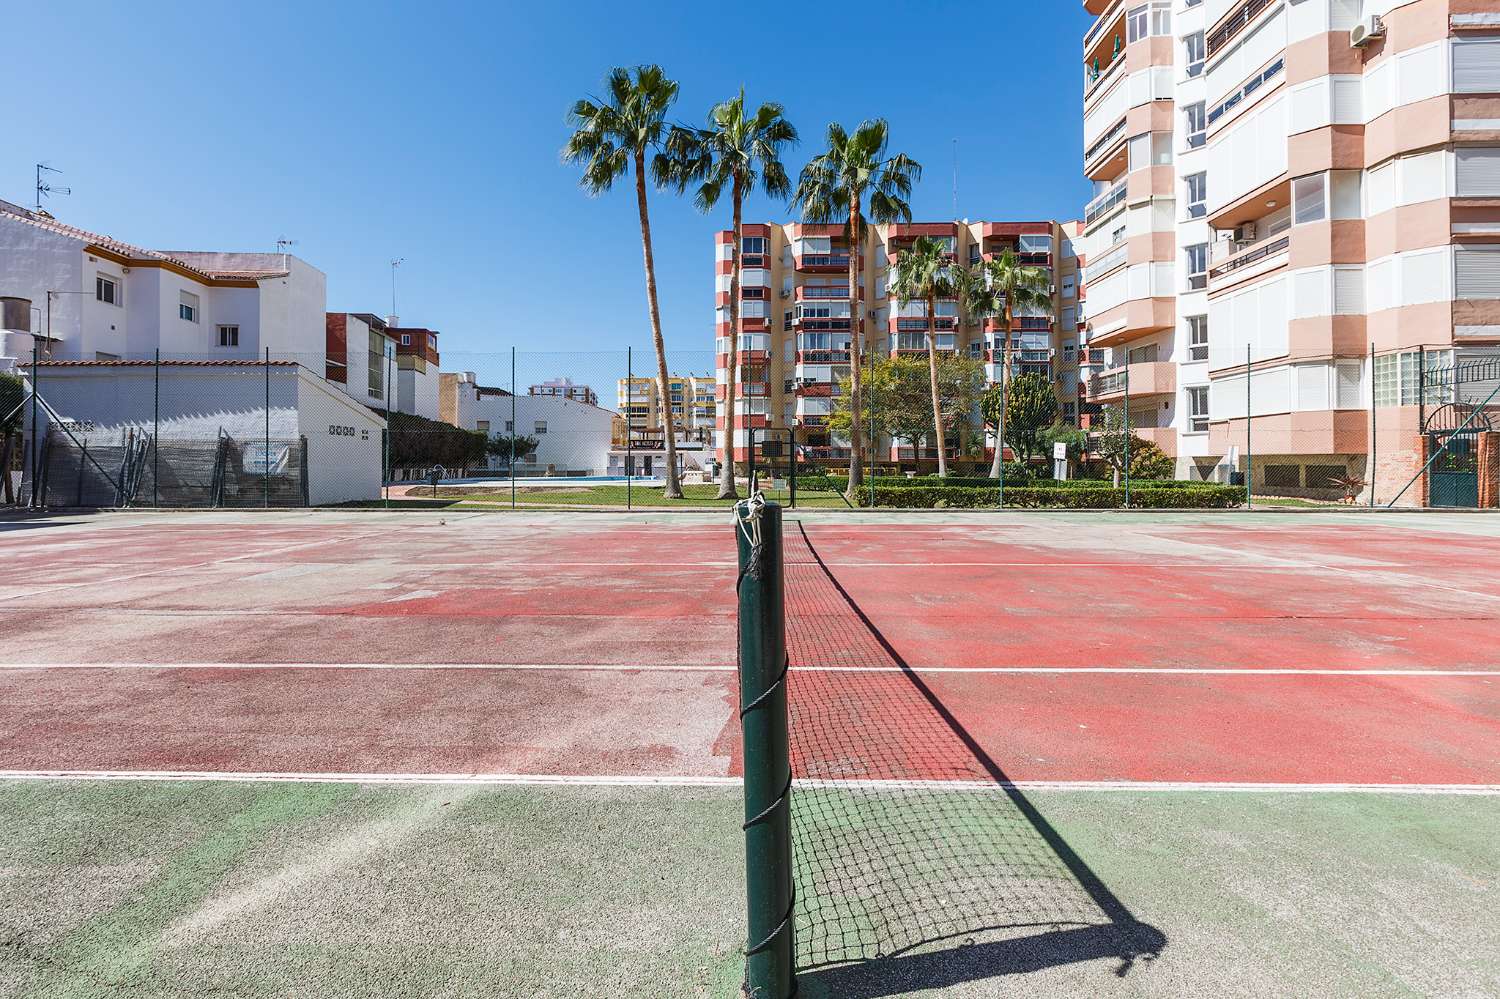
[734,499,795,999]
[28,344,38,509]
[788,431,797,509]
[510,346,517,511]
[1123,361,1131,509]
[264,347,271,509]
[1368,342,1376,508]
[626,346,633,511]
[1245,344,1253,510]
[153,348,160,508]
[998,373,1007,509]
[867,341,876,508]
[383,352,392,509]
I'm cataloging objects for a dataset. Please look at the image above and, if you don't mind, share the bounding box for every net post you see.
[734,499,795,999]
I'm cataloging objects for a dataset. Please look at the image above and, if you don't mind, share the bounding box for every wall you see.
[0,217,84,349]
[451,384,613,474]
[296,368,385,504]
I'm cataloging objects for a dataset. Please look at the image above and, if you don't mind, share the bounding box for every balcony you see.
[795,285,850,301]
[1084,180,1127,228]
[1208,233,1290,285]
[1084,116,1128,178]
[796,349,851,365]
[1086,361,1176,403]
[796,253,853,273]
[1207,0,1274,59]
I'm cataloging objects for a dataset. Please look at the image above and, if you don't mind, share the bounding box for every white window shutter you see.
[1457,147,1500,197]
[1453,39,1500,94]
[1455,244,1500,299]
[1336,361,1363,409]
[1333,266,1365,315]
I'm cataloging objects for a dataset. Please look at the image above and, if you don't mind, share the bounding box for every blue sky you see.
[5,0,1094,367]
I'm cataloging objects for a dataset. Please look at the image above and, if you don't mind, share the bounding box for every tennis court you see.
[0,508,1497,997]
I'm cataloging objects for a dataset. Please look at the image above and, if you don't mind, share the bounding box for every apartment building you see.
[713,221,1082,464]
[530,377,598,406]
[617,374,717,443]
[326,313,397,410]
[1079,0,1500,503]
[441,371,614,475]
[389,322,441,421]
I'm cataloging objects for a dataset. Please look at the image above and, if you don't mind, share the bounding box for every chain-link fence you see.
[7,341,1499,512]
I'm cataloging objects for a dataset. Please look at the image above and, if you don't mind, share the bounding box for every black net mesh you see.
[781,521,1163,980]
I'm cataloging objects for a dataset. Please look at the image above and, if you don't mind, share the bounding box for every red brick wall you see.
[325,314,347,384]
[1479,432,1500,509]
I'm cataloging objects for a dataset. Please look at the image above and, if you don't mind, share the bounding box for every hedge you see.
[834,474,1224,491]
[859,484,1245,509]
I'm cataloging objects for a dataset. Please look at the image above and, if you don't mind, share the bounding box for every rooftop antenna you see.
[35,163,70,212]
[390,258,404,317]
[275,238,298,268]
[952,139,959,219]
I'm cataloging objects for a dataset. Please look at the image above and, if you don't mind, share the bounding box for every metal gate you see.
[747,427,799,507]
[1423,403,1490,509]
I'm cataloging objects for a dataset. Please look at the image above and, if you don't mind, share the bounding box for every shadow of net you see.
[782,523,1162,986]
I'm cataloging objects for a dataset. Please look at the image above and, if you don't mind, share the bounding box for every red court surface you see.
[0,510,1497,791]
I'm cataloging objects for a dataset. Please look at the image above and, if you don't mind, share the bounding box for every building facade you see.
[441,371,614,475]
[390,323,441,421]
[714,221,1082,464]
[326,313,397,410]
[530,377,598,406]
[617,374,717,443]
[1079,0,1500,501]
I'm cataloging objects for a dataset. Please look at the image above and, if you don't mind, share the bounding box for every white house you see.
[0,200,327,363]
[440,371,613,475]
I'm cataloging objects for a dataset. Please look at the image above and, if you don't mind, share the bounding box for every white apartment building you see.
[440,371,614,475]
[1079,0,1500,503]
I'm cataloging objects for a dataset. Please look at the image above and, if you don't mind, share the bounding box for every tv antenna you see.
[275,238,299,266]
[390,258,404,317]
[35,163,71,212]
[952,139,959,219]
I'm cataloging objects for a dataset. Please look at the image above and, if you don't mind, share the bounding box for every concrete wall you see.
[0,217,84,346]
[398,364,440,421]
[296,368,385,504]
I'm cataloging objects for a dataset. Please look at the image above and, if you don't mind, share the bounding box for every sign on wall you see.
[242,443,290,475]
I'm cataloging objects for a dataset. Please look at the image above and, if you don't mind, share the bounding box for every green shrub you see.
[859,483,1245,509]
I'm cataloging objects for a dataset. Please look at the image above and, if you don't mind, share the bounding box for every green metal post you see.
[1245,344,1253,510]
[511,346,517,510]
[1368,342,1376,508]
[28,344,38,509]
[1122,360,1131,509]
[734,500,795,999]
[153,348,160,508]
[384,352,392,510]
[626,346,632,511]
[998,370,1007,509]
[867,341,875,508]
[264,347,271,508]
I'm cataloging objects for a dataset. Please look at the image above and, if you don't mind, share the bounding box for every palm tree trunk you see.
[987,299,1014,479]
[718,177,742,499]
[844,196,864,503]
[926,292,947,477]
[633,151,682,499]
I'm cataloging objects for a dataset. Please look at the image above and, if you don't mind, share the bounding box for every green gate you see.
[1429,430,1479,508]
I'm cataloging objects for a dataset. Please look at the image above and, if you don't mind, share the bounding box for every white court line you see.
[0,662,1496,677]
[0,769,1496,795]
[0,527,399,604]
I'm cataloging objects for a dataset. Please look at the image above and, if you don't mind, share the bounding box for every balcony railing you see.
[1207,0,1273,58]
[1084,117,1128,168]
[1082,0,1124,54]
[1083,240,1127,284]
[797,350,851,365]
[1084,181,1127,227]
[800,254,851,269]
[1208,234,1289,282]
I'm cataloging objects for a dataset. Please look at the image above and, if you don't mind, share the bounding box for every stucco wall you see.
[452,388,613,474]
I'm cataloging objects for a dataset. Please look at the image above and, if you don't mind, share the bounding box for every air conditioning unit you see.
[1350,15,1384,47]
[1234,222,1257,243]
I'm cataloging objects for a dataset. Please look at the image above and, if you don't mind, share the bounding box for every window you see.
[400,334,411,345]
[1061,274,1077,299]
[533,421,547,434]
[217,325,239,347]
[1456,244,1500,299]
[1453,38,1500,94]
[1063,402,1077,420]
[1184,103,1206,149]
[1187,315,1208,360]
[1185,244,1208,290]
[1186,386,1209,433]
[1293,174,1326,225]
[96,275,119,306]
[1184,172,1207,219]
[505,421,514,433]
[428,334,436,349]
[742,236,766,255]
[1062,340,1077,362]
[179,291,199,323]
[783,310,793,331]
[476,420,490,433]
[1127,4,1149,42]
[1457,148,1500,197]
[1184,31,1205,77]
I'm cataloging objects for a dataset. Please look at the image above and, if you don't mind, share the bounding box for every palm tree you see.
[790,121,920,502]
[563,65,686,498]
[890,236,956,477]
[663,89,797,500]
[960,249,1053,478]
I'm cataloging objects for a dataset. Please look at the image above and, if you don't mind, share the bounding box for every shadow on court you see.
[784,523,1166,997]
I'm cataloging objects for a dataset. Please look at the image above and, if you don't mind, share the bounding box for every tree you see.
[830,354,982,465]
[0,373,24,436]
[791,121,920,503]
[563,65,686,498]
[1091,404,1173,485]
[890,236,957,476]
[983,371,1056,465]
[662,90,797,499]
[958,251,1053,477]
[486,434,539,466]
[1038,421,1088,473]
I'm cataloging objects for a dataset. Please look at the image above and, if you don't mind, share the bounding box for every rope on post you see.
[734,489,796,999]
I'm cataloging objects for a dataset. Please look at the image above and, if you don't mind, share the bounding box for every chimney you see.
[1,297,31,332]
[0,296,37,372]
[385,314,399,328]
